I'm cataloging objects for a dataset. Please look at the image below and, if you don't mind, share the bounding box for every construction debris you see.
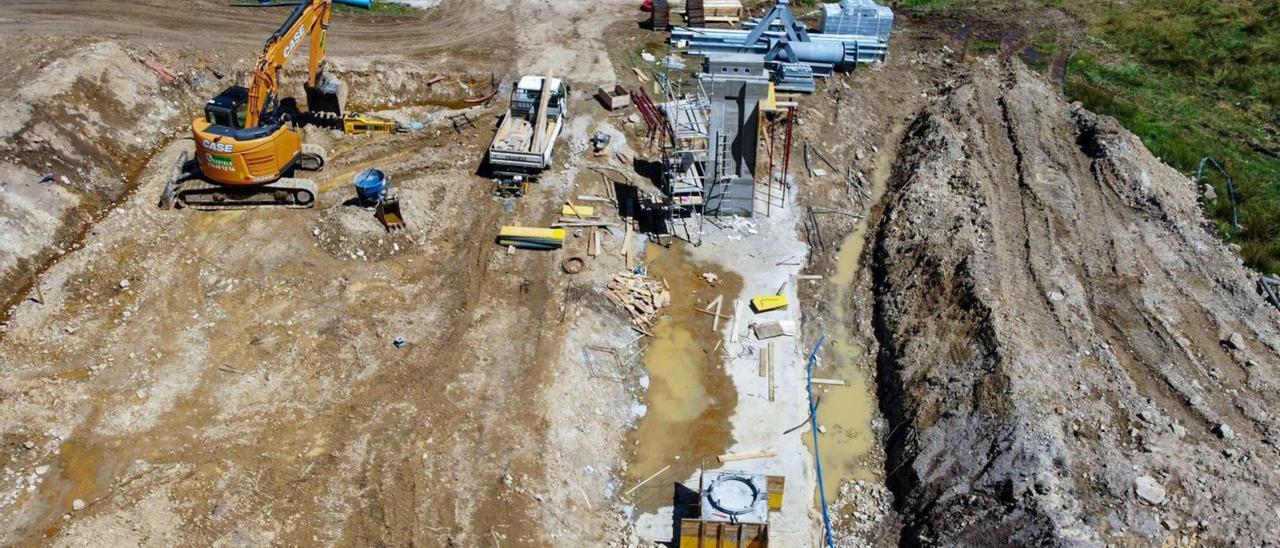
[596,85,632,110]
[753,319,796,340]
[561,204,596,218]
[606,271,671,333]
[1262,275,1280,310]
[142,58,177,85]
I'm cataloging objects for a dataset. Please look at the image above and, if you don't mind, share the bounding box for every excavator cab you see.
[205,86,295,132]
[204,87,251,129]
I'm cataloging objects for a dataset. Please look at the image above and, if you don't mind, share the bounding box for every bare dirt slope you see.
[872,60,1280,545]
[0,0,514,325]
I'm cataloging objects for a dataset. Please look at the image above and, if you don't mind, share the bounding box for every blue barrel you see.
[354,168,386,204]
[335,0,373,7]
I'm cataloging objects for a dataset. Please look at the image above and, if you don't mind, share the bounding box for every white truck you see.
[487,75,568,181]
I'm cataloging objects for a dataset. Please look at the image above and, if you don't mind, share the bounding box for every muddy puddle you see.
[625,242,743,511]
[805,126,902,500]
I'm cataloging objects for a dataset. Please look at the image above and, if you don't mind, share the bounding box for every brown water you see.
[804,126,902,501]
[625,243,742,511]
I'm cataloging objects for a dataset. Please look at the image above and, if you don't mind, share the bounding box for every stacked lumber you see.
[673,0,741,25]
[686,0,705,27]
[705,0,742,19]
[652,0,671,30]
[606,272,671,333]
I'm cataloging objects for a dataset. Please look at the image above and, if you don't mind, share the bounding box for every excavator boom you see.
[246,0,335,127]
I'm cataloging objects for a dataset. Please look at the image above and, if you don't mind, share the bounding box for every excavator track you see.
[174,178,318,210]
[168,145,326,210]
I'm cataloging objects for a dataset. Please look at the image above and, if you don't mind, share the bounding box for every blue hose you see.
[806,336,835,547]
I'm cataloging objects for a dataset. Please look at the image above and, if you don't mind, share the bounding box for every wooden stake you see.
[693,306,731,320]
[625,464,670,495]
[768,359,775,402]
[622,223,634,269]
[767,341,777,402]
[710,295,724,331]
[730,300,742,344]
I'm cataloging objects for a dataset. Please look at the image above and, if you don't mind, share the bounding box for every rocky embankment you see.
[871,62,1280,545]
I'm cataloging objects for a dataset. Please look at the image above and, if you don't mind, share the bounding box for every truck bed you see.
[492,115,552,153]
[489,114,562,171]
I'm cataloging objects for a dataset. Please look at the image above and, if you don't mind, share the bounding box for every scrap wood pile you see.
[606,272,671,333]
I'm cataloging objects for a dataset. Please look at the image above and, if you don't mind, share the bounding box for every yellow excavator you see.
[171,0,367,209]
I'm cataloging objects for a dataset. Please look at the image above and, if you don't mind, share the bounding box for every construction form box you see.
[700,54,771,217]
[596,85,632,110]
[820,0,894,40]
[677,469,785,548]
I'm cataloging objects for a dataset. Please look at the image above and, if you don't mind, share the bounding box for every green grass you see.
[1063,0,1280,274]
[332,2,417,15]
[891,0,1280,273]
[896,0,970,9]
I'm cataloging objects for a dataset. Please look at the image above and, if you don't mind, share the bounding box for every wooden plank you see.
[710,294,724,332]
[767,341,777,402]
[694,306,731,320]
[729,299,741,344]
[531,73,554,153]
[811,378,846,386]
[552,220,615,227]
[717,449,777,463]
[622,223,634,269]
[562,203,591,219]
[625,464,670,495]
[766,475,786,511]
[758,346,768,378]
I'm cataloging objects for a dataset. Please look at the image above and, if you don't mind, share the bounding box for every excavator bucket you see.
[376,190,405,232]
[305,72,348,118]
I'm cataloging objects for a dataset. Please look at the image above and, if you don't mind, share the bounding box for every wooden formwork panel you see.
[766,475,785,512]
[678,520,768,548]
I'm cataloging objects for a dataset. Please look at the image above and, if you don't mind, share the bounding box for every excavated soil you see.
[4,1,1280,546]
[871,61,1280,545]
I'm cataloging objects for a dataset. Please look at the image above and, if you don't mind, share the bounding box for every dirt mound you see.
[872,61,1280,545]
[0,38,199,319]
